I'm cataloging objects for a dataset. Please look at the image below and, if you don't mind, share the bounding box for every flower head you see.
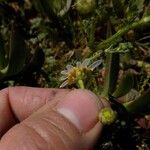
[60,59,102,88]
[99,107,117,125]
[75,0,96,15]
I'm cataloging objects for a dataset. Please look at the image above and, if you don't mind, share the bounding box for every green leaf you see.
[131,0,144,14]
[125,89,150,114]
[126,0,145,20]
[101,53,120,98]
[100,21,120,98]
[50,0,72,16]
[0,33,6,69]
[113,71,135,98]
[7,25,27,75]
[32,0,72,17]
[0,24,27,79]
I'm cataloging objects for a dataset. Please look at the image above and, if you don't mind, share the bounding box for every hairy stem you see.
[96,16,150,50]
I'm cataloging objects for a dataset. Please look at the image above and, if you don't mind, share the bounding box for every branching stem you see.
[96,16,150,50]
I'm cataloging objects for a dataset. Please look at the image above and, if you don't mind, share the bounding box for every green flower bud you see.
[99,107,117,125]
[75,0,96,15]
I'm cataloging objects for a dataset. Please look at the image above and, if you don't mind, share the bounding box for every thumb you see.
[0,89,108,150]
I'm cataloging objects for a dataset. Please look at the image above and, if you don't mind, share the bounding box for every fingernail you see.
[57,89,101,132]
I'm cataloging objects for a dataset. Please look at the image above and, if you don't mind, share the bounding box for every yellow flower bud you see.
[99,107,117,125]
[75,0,96,15]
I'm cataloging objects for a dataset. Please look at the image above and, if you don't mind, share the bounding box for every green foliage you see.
[0,24,28,80]
[0,33,5,69]
[125,89,150,113]
[32,0,72,17]
[113,71,136,98]
[126,0,145,20]
[101,53,120,97]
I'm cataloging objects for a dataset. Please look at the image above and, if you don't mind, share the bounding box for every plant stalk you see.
[100,21,120,98]
[96,16,150,50]
[78,79,85,89]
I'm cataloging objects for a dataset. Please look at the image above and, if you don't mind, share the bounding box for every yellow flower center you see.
[67,67,83,84]
[99,107,117,125]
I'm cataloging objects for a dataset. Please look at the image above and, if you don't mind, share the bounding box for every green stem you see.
[96,16,150,50]
[90,51,103,60]
[100,21,120,98]
[125,89,150,114]
[89,16,150,64]
[78,79,85,89]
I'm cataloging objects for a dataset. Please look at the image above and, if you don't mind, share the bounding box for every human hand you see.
[0,86,109,150]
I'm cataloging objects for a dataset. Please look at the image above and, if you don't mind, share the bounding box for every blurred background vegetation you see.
[0,0,150,149]
[0,0,149,89]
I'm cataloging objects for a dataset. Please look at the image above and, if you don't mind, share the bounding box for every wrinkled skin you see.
[0,86,109,150]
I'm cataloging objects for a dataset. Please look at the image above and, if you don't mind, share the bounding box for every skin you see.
[0,86,109,150]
